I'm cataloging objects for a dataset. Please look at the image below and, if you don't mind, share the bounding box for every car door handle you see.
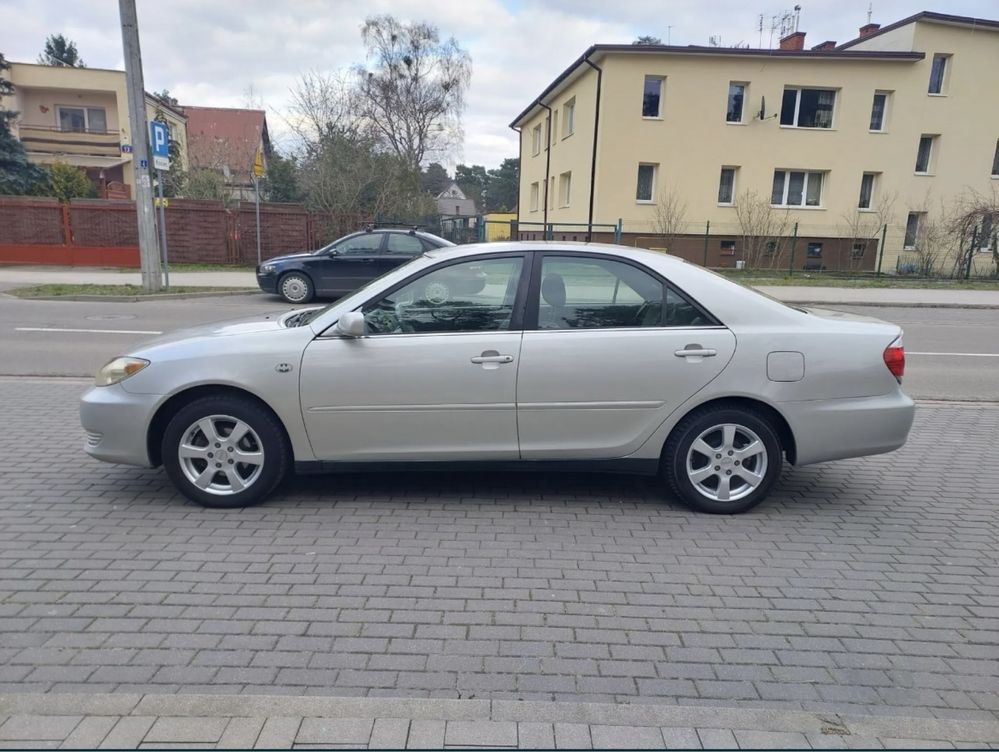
[471,351,514,364]
[675,346,717,358]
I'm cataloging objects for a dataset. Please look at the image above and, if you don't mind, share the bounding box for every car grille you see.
[85,430,103,448]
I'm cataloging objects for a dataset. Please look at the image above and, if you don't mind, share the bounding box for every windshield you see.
[312,241,336,255]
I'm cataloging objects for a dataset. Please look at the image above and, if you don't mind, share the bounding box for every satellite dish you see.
[758,95,767,120]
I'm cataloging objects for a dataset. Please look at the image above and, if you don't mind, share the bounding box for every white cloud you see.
[2,0,996,167]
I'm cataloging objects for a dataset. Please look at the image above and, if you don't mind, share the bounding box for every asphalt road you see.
[0,291,996,400]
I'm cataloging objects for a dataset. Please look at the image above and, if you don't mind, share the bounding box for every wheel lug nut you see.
[735,460,740,466]
[207,452,213,458]
[228,459,234,464]
[714,465,721,471]
[715,454,721,459]
[215,463,221,468]
[726,470,732,475]
[728,450,734,456]
[215,443,221,448]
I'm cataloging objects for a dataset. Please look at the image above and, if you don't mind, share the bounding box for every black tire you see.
[279,272,314,304]
[663,405,782,514]
[161,395,291,509]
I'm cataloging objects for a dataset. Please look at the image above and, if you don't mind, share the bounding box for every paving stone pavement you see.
[1,379,998,735]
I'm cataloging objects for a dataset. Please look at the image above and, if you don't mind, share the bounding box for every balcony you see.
[18,124,122,158]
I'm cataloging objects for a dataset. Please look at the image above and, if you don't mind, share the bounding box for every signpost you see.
[252,148,265,266]
[149,120,171,289]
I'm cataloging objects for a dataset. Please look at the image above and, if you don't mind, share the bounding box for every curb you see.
[780,299,999,309]
[5,289,262,302]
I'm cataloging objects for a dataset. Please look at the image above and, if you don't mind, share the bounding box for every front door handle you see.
[675,345,717,358]
[471,351,514,364]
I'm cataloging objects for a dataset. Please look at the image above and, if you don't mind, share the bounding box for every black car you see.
[256,228,456,304]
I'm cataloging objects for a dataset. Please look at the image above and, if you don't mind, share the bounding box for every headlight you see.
[260,264,277,274]
[95,357,150,386]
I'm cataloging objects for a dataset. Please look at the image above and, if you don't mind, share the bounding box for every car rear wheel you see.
[663,406,782,514]
[161,395,290,509]
[279,272,314,304]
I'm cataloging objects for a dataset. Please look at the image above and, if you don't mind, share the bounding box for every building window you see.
[858,173,876,209]
[726,83,746,123]
[531,124,542,156]
[563,98,575,137]
[764,241,778,256]
[771,170,823,207]
[980,215,995,251]
[552,111,559,146]
[57,106,107,132]
[559,171,571,207]
[915,135,936,173]
[530,182,539,212]
[780,87,835,128]
[870,92,889,131]
[720,240,736,256]
[852,242,867,259]
[904,212,922,249]
[718,167,737,204]
[992,140,999,177]
[636,163,657,202]
[642,76,663,118]
[928,54,948,94]
[807,242,823,257]
[549,177,555,209]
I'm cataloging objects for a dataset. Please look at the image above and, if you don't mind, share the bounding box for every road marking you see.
[908,351,999,358]
[15,327,162,335]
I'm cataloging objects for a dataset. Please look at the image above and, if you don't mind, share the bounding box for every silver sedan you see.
[80,243,915,514]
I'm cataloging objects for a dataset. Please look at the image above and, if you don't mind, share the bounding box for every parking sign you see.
[149,120,170,171]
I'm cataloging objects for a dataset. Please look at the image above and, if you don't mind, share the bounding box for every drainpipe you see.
[583,56,602,242]
[539,102,553,238]
[509,124,521,237]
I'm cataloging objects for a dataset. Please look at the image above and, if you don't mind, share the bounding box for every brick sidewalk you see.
[3,693,998,749]
[1,379,998,745]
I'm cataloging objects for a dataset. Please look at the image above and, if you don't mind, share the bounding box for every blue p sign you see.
[149,120,170,170]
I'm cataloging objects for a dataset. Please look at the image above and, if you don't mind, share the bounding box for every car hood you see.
[262,252,314,264]
[133,311,302,350]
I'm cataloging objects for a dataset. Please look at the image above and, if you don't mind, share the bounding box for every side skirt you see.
[294,458,660,476]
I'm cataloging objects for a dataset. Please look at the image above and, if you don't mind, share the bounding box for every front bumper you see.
[782,389,916,466]
[80,383,161,467]
[256,272,279,294]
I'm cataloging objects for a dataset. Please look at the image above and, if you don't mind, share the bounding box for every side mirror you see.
[327,248,340,257]
[336,310,366,337]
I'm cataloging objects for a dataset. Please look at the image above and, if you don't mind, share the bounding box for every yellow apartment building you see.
[3,62,188,199]
[511,11,999,274]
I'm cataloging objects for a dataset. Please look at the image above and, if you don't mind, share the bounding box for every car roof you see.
[341,228,455,247]
[421,240,691,266]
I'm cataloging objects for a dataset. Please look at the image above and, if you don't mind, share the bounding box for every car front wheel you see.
[664,406,782,514]
[279,272,314,304]
[161,395,290,508]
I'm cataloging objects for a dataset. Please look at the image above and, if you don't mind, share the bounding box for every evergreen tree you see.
[38,34,85,67]
[0,52,49,195]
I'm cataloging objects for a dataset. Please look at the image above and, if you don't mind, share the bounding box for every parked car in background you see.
[255,227,455,303]
[82,242,914,514]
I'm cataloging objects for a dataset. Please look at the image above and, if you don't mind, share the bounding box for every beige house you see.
[511,12,999,274]
[3,62,188,198]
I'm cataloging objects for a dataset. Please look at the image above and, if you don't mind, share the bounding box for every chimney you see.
[859,23,881,38]
[810,40,837,51]
[779,31,806,51]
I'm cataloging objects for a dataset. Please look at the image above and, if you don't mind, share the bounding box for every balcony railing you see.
[18,123,122,158]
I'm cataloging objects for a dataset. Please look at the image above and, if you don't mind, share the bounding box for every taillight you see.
[883,337,905,382]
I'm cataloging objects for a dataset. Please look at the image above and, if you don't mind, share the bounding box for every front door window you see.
[363,257,523,335]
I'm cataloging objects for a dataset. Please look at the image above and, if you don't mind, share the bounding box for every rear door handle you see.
[675,346,717,358]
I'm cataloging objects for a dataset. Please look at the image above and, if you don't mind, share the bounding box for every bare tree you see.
[355,15,472,168]
[286,70,364,147]
[651,186,688,252]
[734,189,792,269]
[944,186,999,278]
[838,189,897,271]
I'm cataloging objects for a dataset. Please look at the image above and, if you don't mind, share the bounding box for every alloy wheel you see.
[177,414,265,496]
[685,423,768,502]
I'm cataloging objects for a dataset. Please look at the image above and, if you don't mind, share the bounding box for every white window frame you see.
[726,82,747,124]
[779,87,836,129]
[771,169,825,208]
[869,91,890,132]
[915,134,937,174]
[858,172,876,210]
[552,111,559,146]
[717,166,737,205]
[529,182,539,212]
[549,176,555,209]
[636,163,657,203]
[928,54,949,95]
[56,105,108,132]
[563,98,575,138]
[642,76,664,119]
[559,171,572,207]
[531,124,542,156]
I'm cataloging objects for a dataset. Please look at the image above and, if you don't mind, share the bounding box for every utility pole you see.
[118,0,161,292]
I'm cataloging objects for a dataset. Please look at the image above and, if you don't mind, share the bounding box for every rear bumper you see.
[781,390,915,466]
[80,384,160,467]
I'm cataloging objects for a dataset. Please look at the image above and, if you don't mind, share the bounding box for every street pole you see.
[254,176,262,266]
[156,170,169,290]
[702,220,710,267]
[788,221,799,277]
[876,223,887,277]
[118,0,161,292]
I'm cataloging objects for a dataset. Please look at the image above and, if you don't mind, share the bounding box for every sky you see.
[1,0,996,170]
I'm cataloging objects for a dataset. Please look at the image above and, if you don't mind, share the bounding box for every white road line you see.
[14,327,162,335]
[907,351,999,358]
